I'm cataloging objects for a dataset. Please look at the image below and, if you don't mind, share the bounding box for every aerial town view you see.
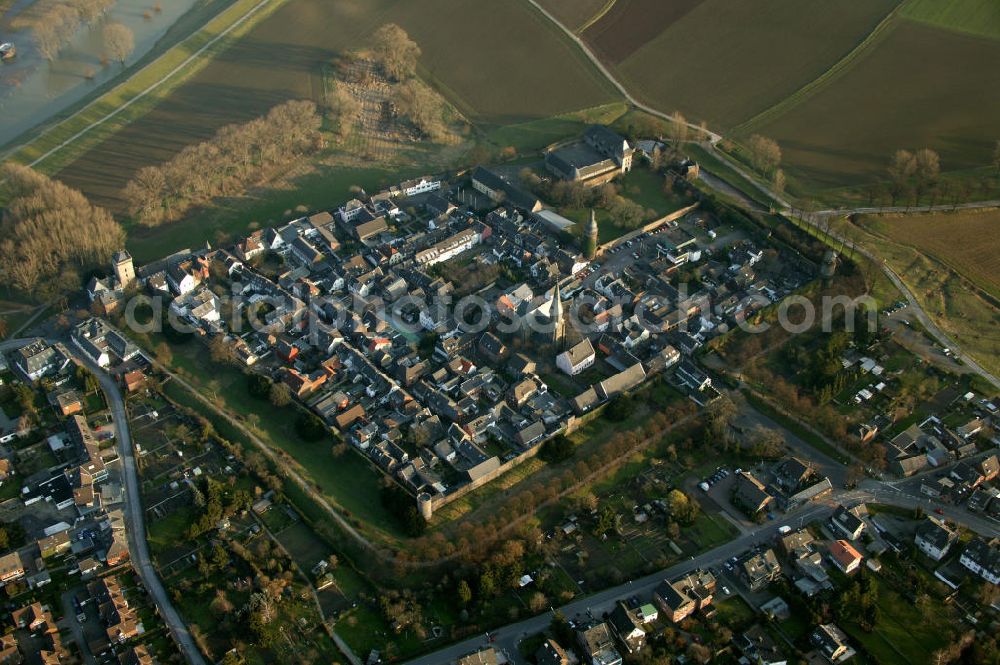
[0,0,999,664]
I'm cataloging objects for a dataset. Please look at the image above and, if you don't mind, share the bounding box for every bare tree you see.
[394,79,447,141]
[103,22,135,65]
[773,168,786,195]
[0,164,123,294]
[748,134,781,176]
[667,111,689,159]
[914,148,940,204]
[371,23,421,81]
[887,149,916,205]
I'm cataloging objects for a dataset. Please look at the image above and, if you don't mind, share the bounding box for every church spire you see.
[550,281,565,347]
[585,209,599,259]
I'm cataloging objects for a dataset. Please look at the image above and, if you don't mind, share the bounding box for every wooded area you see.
[0,163,124,295]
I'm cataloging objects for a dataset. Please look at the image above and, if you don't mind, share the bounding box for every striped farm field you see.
[583,0,704,62]
[53,0,619,211]
[864,209,1000,300]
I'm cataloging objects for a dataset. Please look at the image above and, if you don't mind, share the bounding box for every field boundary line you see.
[577,0,618,35]
[522,0,721,143]
[4,0,279,171]
[731,0,910,135]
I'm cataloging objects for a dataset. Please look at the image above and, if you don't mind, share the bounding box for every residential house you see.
[72,318,141,368]
[742,549,782,591]
[557,338,596,376]
[576,622,623,665]
[736,624,788,665]
[827,540,863,574]
[596,363,645,401]
[653,569,715,623]
[959,537,1000,585]
[457,648,498,665]
[829,504,867,541]
[608,602,645,653]
[535,639,570,665]
[810,624,852,663]
[915,517,958,561]
[732,471,773,516]
[0,551,24,583]
[14,340,66,382]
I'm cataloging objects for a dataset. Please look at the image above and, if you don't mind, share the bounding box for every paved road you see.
[404,501,835,665]
[72,344,209,665]
[797,216,1000,390]
[524,0,1000,391]
[0,337,207,664]
[405,479,998,665]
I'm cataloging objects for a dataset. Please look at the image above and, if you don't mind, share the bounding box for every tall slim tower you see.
[113,250,135,288]
[550,281,565,347]
[584,209,599,259]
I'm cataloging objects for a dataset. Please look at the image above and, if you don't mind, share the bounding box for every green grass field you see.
[125,165,393,264]
[162,339,406,542]
[750,19,1000,194]
[901,0,1000,39]
[605,0,901,129]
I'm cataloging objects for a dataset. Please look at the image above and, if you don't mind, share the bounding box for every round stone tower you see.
[417,492,433,521]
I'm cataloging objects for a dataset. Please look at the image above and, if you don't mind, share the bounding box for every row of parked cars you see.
[698,466,732,491]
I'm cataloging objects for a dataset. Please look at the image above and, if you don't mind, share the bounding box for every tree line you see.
[0,163,125,296]
[123,99,325,227]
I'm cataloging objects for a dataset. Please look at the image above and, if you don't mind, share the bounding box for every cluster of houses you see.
[2,601,66,663]
[80,127,811,516]
[0,340,136,652]
[884,410,997,480]
[452,494,999,665]
[729,457,833,520]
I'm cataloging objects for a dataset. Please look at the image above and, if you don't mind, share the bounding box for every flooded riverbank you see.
[0,0,218,147]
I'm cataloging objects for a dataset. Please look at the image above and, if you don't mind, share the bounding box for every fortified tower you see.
[584,209,599,259]
[112,250,135,289]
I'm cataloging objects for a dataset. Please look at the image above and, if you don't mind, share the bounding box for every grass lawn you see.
[147,505,196,554]
[618,166,692,217]
[161,340,405,542]
[843,586,952,664]
[483,102,628,154]
[901,0,1000,39]
[125,164,393,263]
[560,206,630,244]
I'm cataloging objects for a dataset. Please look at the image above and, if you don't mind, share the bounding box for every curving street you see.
[0,337,207,665]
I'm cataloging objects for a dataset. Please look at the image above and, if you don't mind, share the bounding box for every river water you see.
[0,0,201,147]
